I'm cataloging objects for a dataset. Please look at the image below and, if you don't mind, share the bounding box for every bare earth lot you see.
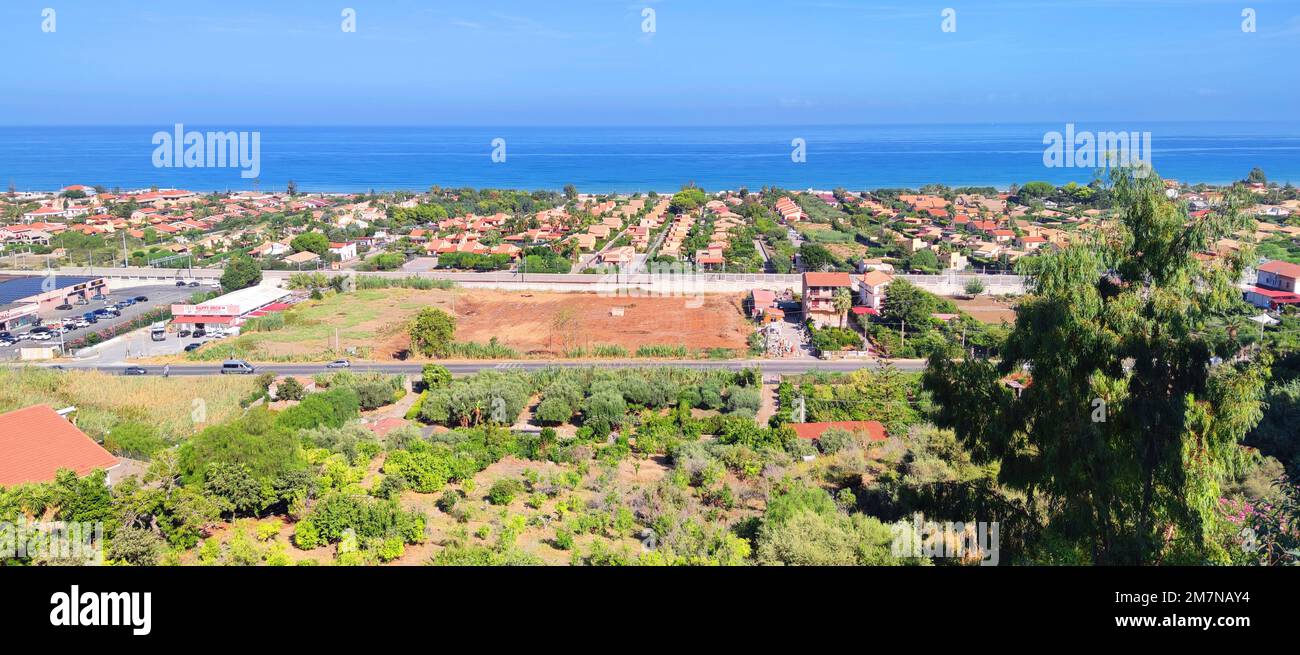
[444,290,750,356]
[950,296,1017,325]
[210,288,752,360]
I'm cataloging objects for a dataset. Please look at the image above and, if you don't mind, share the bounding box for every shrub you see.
[535,396,576,425]
[583,391,628,428]
[725,386,762,414]
[275,377,305,401]
[104,421,166,459]
[421,364,452,391]
[488,478,525,506]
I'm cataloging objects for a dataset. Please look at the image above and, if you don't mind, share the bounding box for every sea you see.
[1,122,1298,194]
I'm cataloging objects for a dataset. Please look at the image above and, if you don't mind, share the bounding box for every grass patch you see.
[0,367,256,441]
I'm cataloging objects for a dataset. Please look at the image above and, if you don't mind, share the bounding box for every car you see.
[0,332,11,340]
[133,296,148,302]
[192,328,207,338]
[184,342,204,352]
[54,304,73,311]
[326,359,351,369]
[220,360,256,375]
[188,281,201,287]
[122,366,147,376]
[175,280,188,287]
[83,313,98,323]
[30,332,52,341]
[178,329,192,338]
[74,297,89,306]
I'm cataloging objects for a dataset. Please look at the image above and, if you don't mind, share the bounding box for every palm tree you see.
[832,287,853,328]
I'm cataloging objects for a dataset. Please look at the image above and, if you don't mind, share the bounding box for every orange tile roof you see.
[789,420,886,441]
[803,272,852,287]
[0,405,118,486]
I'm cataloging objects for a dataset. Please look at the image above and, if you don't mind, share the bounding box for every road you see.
[37,357,927,377]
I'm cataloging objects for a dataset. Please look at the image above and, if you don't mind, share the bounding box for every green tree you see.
[964,277,986,297]
[220,254,262,292]
[909,248,940,273]
[880,278,935,332]
[421,364,452,391]
[409,308,456,358]
[923,167,1266,565]
[291,232,330,256]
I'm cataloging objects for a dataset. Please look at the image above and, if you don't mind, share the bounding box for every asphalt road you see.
[40,358,927,377]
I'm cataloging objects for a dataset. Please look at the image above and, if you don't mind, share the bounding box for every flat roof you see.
[0,275,103,306]
[173,284,291,315]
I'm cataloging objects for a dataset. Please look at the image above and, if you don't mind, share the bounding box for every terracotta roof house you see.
[801,272,853,328]
[1258,260,1300,292]
[367,417,410,438]
[0,405,119,486]
[789,420,887,442]
[859,270,894,311]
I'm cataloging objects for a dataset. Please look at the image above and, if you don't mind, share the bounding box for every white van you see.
[220,360,256,374]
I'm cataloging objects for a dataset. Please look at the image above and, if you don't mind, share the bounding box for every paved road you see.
[36,357,927,377]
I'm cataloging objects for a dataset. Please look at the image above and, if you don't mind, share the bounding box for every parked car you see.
[91,294,106,301]
[54,304,73,311]
[192,328,206,338]
[188,281,201,287]
[326,359,351,369]
[178,329,192,338]
[74,297,89,305]
[175,280,188,287]
[122,366,147,376]
[83,313,98,324]
[220,360,256,375]
[133,296,148,302]
[184,342,204,352]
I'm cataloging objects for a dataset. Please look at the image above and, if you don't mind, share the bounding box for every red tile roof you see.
[367,417,410,438]
[803,272,852,287]
[0,405,118,486]
[789,420,886,441]
[1259,260,1300,279]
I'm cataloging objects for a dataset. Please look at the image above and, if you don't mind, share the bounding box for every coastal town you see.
[1,173,1298,362]
[1,168,1298,575]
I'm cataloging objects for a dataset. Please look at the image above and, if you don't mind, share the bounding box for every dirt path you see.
[756,382,777,426]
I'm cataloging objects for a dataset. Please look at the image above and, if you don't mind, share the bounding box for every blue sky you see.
[1,0,1297,125]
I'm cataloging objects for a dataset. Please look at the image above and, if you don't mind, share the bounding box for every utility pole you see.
[900,318,906,348]
[121,231,128,268]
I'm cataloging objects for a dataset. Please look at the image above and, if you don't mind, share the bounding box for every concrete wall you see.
[0,267,1029,296]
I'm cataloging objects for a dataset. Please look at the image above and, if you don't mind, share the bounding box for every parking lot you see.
[0,282,215,360]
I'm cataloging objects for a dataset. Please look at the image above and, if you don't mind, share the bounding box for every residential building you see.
[0,405,120,486]
[801,272,853,328]
[859,270,894,311]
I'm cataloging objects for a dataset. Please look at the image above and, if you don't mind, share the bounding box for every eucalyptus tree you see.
[924,168,1267,564]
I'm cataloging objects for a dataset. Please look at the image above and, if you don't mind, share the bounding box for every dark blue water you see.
[2,123,1297,193]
